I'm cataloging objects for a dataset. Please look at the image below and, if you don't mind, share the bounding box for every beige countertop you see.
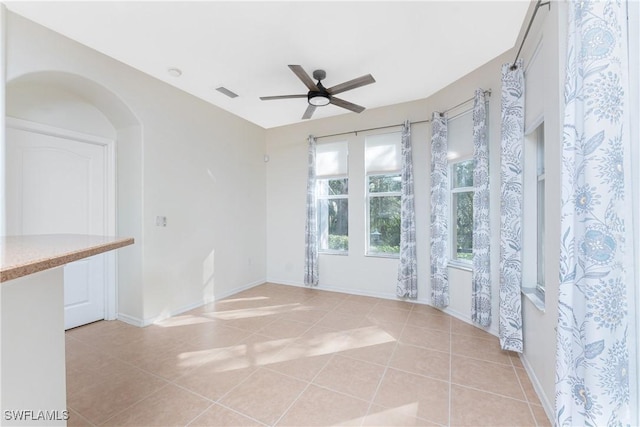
[1,234,134,282]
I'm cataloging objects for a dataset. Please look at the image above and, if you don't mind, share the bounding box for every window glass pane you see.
[453,191,473,261]
[368,174,401,193]
[537,177,545,286]
[368,195,400,254]
[452,159,474,188]
[318,178,348,196]
[537,125,545,175]
[318,198,348,252]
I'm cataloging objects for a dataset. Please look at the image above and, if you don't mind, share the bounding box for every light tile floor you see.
[66,283,552,427]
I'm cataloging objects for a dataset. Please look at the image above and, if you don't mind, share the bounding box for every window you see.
[450,159,474,264]
[317,178,348,252]
[367,174,401,255]
[523,122,545,309]
[535,124,545,300]
[365,132,402,256]
[316,141,348,253]
[447,108,475,268]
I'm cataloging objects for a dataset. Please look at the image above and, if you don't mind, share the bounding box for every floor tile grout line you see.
[450,381,535,404]
[448,351,517,367]
[510,360,540,426]
[183,401,217,427]
[168,381,218,404]
[208,364,263,407]
[96,382,173,426]
[361,301,413,427]
[67,408,97,427]
[271,350,338,426]
[188,401,269,427]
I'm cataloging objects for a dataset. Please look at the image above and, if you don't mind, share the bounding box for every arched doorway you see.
[5,71,142,329]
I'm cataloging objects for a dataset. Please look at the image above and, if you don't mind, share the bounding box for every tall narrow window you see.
[316,141,349,253]
[535,124,545,300]
[523,122,545,309]
[365,132,402,256]
[450,159,474,263]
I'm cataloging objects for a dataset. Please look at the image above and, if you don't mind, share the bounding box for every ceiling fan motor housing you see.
[308,81,331,106]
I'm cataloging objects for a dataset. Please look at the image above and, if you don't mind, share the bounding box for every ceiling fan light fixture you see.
[308,92,331,106]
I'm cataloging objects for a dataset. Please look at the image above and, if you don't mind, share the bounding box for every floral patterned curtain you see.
[304,135,318,286]
[430,113,449,308]
[396,121,417,299]
[499,59,524,353]
[471,89,491,327]
[555,1,633,425]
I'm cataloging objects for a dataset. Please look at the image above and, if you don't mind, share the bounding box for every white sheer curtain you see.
[396,121,417,299]
[471,89,491,327]
[555,1,634,425]
[499,59,524,353]
[430,113,449,308]
[304,135,318,286]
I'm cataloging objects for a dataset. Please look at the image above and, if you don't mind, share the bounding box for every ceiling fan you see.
[260,65,376,120]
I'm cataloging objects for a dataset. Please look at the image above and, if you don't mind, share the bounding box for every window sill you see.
[365,253,399,259]
[319,251,349,256]
[522,287,546,312]
[448,261,472,272]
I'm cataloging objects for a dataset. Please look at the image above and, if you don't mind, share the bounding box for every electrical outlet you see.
[156,216,167,227]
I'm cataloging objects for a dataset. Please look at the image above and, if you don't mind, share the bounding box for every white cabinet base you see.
[1,268,67,426]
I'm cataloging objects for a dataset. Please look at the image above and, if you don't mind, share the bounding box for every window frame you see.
[365,172,402,258]
[317,177,349,255]
[449,156,474,268]
[535,125,545,300]
[522,121,546,310]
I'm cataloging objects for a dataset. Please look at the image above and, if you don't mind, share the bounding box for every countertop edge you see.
[1,237,134,283]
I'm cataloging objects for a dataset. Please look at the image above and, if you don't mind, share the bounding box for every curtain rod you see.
[315,89,491,140]
[510,0,550,70]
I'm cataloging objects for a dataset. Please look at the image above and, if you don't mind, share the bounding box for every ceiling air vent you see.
[216,86,239,98]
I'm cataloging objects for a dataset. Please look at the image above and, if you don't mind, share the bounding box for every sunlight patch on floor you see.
[205,303,301,320]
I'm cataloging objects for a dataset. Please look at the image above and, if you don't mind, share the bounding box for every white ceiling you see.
[5,1,531,129]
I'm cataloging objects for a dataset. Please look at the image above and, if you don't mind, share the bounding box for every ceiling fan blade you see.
[330,97,365,113]
[289,65,319,91]
[302,104,316,120]
[260,94,307,101]
[327,74,375,95]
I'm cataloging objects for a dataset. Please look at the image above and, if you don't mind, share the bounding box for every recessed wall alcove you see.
[6,71,144,321]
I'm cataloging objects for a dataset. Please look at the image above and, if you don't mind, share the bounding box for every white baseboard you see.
[520,353,554,425]
[441,306,499,338]
[267,279,498,336]
[267,277,409,301]
[117,312,145,327]
[117,279,267,327]
[211,279,266,302]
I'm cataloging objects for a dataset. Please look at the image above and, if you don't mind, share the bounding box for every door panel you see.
[6,126,108,329]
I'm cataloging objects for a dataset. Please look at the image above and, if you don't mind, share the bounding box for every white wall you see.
[5,12,268,324]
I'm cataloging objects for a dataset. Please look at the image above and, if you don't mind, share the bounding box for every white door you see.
[6,122,112,329]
